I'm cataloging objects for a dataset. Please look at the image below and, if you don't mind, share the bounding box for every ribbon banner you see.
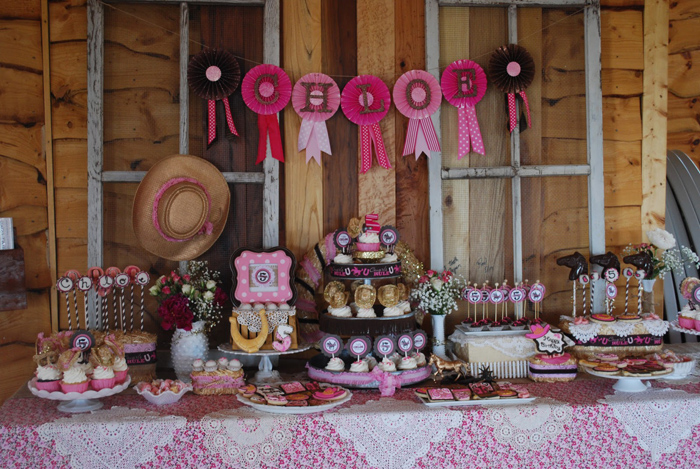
[292,73,341,165]
[341,75,392,173]
[507,91,532,134]
[441,60,487,158]
[394,70,442,160]
[207,98,238,146]
[241,64,292,164]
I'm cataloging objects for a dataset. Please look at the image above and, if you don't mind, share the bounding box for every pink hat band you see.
[152,177,214,243]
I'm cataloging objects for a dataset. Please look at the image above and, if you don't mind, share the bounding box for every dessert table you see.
[4,344,700,469]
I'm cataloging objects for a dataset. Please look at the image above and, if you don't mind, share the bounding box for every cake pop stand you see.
[218,343,312,383]
[27,376,131,413]
[583,367,670,392]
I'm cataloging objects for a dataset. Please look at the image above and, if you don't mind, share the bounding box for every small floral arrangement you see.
[623,228,700,280]
[411,270,466,316]
[149,261,228,332]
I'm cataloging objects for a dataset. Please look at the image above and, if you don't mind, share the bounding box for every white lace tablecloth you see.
[323,399,461,469]
[600,388,700,462]
[36,406,186,469]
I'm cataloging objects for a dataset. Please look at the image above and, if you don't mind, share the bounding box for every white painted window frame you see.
[87,0,279,325]
[425,0,605,311]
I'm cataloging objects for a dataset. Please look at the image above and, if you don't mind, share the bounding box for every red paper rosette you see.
[187,49,241,100]
[341,75,391,126]
[241,64,292,115]
[441,60,487,108]
[393,70,441,119]
[292,73,340,122]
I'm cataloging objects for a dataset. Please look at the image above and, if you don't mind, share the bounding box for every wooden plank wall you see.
[0,0,663,403]
[668,0,700,159]
[0,0,52,403]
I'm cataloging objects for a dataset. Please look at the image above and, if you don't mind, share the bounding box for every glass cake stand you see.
[27,376,131,413]
[218,343,312,383]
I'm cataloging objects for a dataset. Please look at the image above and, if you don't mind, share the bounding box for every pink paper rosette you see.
[341,75,392,173]
[441,59,487,158]
[241,64,292,164]
[292,73,341,165]
[393,70,442,160]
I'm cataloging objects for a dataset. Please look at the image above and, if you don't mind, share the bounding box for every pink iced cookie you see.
[312,387,347,400]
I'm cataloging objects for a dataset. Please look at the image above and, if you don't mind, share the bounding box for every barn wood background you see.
[0,0,681,403]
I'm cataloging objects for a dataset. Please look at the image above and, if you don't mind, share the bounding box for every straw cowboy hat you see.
[132,154,230,261]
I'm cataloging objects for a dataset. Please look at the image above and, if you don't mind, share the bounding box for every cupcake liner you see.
[356,242,380,252]
[61,380,90,394]
[91,377,116,391]
[35,380,61,392]
[679,317,695,329]
[114,369,129,384]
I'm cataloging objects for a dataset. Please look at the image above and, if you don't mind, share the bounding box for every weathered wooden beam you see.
[443,164,591,179]
[439,0,591,5]
[101,171,264,184]
[263,0,280,249]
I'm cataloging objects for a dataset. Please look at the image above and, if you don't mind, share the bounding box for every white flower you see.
[430,278,444,292]
[647,228,676,250]
[148,285,160,296]
[206,280,217,291]
[203,291,215,301]
[182,284,193,295]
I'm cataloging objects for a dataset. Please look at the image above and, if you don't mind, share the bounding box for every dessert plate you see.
[237,388,352,414]
[415,394,535,407]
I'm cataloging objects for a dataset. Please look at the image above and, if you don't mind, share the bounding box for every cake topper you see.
[347,217,362,239]
[413,330,427,352]
[320,334,343,358]
[355,284,377,309]
[623,251,654,280]
[377,284,399,308]
[324,281,346,306]
[333,229,353,253]
[373,335,396,358]
[526,323,568,355]
[557,251,589,318]
[397,333,414,356]
[379,225,399,252]
[346,335,372,361]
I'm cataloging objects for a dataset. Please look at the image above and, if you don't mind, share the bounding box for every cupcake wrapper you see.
[35,380,62,392]
[114,369,129,384]
[61,380,90,394]
[91,377,116,391]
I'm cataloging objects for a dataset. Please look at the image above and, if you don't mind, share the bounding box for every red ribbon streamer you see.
[360,123,391,174]
[256,114,285,164]
[507,91,532,133]
[207,98,239,145]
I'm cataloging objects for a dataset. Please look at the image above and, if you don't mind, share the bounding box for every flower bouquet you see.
[623,229,700,281]
[149,261,228,381]
[411,270,465,353]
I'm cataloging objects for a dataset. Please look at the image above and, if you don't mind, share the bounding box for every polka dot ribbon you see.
[360,123,391,174]
[298,119,332,165]
[207,98,239,146]
[403,117,441,160]
[507,91,532,134]
[458,105,485,159]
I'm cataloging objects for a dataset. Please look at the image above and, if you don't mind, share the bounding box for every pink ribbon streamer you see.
[298,119,331,165]
[403,117,441,160]
[360,123,391,174]
[256,114,285,164]
[300,257,321,288]
[207,98,239,145]
[370,367,402,397]
[457,106,484,158]
[507,92,532,133]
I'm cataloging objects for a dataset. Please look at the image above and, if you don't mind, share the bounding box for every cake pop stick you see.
[622,268,633,315]
[590,272,599,315]
[65,270,81,328]
[77,276,92,330]
[115,273,130,332]
[494,283,500,321]
[572,280,577,318]
[105,267,121,331]
[88,267,104,328]
[636,270,645,314]
[57,276,74,330]
[125,266,141,332]
[136,271,150,331]
[98,274,114,331]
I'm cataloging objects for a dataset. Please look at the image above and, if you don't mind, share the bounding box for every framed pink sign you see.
[230,247,297,306]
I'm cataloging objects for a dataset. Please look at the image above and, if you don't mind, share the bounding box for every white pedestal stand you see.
[218,343,312,383]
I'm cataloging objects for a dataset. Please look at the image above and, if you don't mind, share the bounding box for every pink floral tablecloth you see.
[4,376,700,468]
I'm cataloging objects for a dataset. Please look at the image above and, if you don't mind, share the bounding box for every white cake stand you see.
[27,377,131,413]
[670,320,700,336]
[218,343,312,383]
[583,367,670,392]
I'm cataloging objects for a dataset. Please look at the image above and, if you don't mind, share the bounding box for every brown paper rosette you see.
[187,49,241,100]
[488,44,535,133]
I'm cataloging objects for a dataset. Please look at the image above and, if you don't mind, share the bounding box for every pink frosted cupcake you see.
[60,367,90,393]
[91,366,116,390]
[694,317,700,332]
[35,364,62,392]
[356,231,380,252]
[113,356,129,384]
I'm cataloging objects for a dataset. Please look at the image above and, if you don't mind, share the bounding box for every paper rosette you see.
[341,75,392,173]
[441,60,487,158]
[291,73,340,165]
[187,49,241,146]
[393,70,441,160]
[241,64,292,164]
[488,44,535,133]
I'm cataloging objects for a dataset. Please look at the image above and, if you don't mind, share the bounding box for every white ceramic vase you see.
[171,320,208,382]
[431,313,446,358]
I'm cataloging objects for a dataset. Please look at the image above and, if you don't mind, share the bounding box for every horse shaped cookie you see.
[623,252,653,279]
[590,252,620,276]
[557,252,588,280]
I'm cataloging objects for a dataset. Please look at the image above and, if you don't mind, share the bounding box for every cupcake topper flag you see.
[488,44,535,133]
[341,75,392,173]
[187,49,241,146]
[441,60,487,158]
[241,64,292,164]
[393,70,441,160]
[292,73,341,165]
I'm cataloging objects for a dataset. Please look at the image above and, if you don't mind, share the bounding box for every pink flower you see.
[161,286,171,295]
[160,277,167,285]
[426,270,436,277]
[214,288,228,307]
[183,274,191,282]
[158,294,193,331]
[419,276,428,284]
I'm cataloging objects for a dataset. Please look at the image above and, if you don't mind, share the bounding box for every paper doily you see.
[236,310,295,333]
[201,408,296,468]
[643,319,670,336]
[482,398,573,454]
[37,406,186,469]
[600,388,700,462]
[563,317,669,343]
[323,399,461,469]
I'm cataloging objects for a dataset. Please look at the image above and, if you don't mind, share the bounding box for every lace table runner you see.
[36,406,186,469]
[323,398,461,469]
[600,388,700,462]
